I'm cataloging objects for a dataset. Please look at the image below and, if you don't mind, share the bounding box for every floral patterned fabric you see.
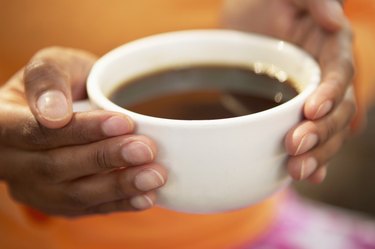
[238,192,375,249]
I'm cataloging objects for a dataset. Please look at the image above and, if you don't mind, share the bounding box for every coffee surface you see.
[110,65,298,120]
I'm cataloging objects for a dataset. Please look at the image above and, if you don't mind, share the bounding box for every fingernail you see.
[102,116,133,137]
[295,133,319,155]
[130,195,153,210]
[134,169,164,192]
[37,90,69,121]
[300,157,318,180]
[122,141,154,165]
[325,1,344,25]
[314,100,333,119]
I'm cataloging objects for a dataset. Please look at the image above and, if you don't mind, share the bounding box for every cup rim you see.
[87,29,321,127]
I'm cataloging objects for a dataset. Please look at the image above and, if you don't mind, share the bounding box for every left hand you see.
[0,48,167,216]
[222,0,356,183]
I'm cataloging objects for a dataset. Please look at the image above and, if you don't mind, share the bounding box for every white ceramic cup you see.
[84,30,320,213]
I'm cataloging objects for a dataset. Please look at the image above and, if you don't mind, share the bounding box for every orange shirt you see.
[0,1,279,248]
[0,0,374,248]
[0,182,279,249]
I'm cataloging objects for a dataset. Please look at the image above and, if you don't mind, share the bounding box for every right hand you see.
[222,0,356,183]
[0,47,167,217]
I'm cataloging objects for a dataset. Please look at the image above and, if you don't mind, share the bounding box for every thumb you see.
[24,47,97,129]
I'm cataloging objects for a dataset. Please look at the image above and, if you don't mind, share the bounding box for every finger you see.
[304,22,354,120]
[36,135,157,182]
[308,165,327,184]
[0,110,134,150]
[285,97,355,155]
[292,0,345,31]
[290,14,315,46]
[308,0,345,31]
[63,163,166,209]
[13,189,158,216]
[24,47,97,129]
[86,192,157,214]
[6,163,164,216]
[301,25,325,59]
[287,127,348,180]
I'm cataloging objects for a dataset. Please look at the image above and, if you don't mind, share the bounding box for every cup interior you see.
[87,30,320,122]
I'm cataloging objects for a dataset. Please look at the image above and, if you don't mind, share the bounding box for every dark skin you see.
[0,48,168,216]
[0,0,355,217]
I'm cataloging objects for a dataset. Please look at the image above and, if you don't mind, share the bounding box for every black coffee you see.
[109,65,299,120]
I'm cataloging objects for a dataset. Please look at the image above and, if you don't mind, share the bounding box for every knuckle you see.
[113,174,128,199]
[326,118,338,141]
[64,190,88,210]
[24,55,67,91]
[320,118,337,143]
[93,146,114,171]
[34,152,63,183]
[25,58,63,83]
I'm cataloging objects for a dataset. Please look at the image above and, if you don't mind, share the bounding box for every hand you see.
[222,0,356,183]
[0,47,167,216]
